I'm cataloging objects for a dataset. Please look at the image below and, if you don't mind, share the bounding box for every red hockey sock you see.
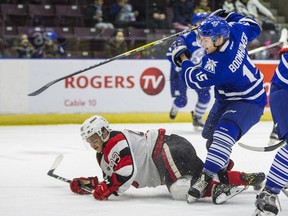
[203,180,220,197]
[227,171,247,186]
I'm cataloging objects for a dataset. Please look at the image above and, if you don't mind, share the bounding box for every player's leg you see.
[254,85,288,215]
[157,134,203,200]
[192,88,211,128]
[218,170,265,189]
[169,65,188,119]
[201,100,225,149]
[188,101,264,203]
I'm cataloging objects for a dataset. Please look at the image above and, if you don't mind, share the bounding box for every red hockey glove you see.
[278,47,288,56]
[93,174,119,200]
[70,177,99,195]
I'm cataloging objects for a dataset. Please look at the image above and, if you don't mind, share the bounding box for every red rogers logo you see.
[140,67,165,95]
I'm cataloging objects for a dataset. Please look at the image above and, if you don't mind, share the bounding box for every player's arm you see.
[92,134,134,200]
[181,60,216,89]
[225,12,261,41]
[167,35,191,66]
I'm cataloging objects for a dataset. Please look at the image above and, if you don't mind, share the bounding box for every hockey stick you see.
[247,28,287,55]
[28,27,198,96]
[47,154,93,193]
[238,139,285,152]
[248,41,282,55]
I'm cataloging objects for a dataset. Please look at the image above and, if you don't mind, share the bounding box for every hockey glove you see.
[70,176,99,195]
[209,9,228,18]
[93,174,119,200]
[279,47,288,56]
[170,39,191,67]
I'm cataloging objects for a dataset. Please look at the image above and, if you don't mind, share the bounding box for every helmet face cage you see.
[80,115,110,142]
[198,16,230,43]
[191,12,208,26]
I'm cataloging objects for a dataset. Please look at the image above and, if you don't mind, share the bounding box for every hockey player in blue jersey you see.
[253,32,288,216]
[170,10,267,203]
[167,12,211,129]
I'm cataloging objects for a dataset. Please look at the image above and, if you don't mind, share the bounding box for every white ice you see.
[0,121,287,216]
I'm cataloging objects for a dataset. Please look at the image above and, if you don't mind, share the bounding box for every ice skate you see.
[212,184,248,204]
[268,125,279,146]
[169,104,179,119]
[282,183,288,198]
[191,111,204,129]
[240,172,265,191]
[253,188,279,216]
[187,172,212,203]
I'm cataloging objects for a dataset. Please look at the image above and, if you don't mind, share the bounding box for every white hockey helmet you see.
[80,115,111,142]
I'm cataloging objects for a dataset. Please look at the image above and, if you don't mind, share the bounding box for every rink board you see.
[0,59,277,125]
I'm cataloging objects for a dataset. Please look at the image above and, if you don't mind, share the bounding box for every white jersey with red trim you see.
[97,129,163,194]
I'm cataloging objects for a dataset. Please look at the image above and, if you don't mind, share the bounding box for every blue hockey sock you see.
[203,120,240,176]
[266,141,288,194]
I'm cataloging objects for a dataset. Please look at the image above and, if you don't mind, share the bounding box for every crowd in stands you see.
[0,0,282,59]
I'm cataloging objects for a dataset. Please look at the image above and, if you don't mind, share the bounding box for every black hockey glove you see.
[209,9,229,18]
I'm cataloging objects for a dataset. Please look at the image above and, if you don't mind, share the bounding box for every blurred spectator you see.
[147,0,170,29]
[1,0,43,3]
[10,33,35,58]
[247,0,276,23]
[129,1,147,28]
[222,0,236,13]
[109,0,139,28]
[0,37,6,58]
[194,0,212,13]
[83,0,114,29]
[171,0,195,30]
[34,32,66,58]
[105,29,128,58]
[235,0,253,17]
[235,0,276,23]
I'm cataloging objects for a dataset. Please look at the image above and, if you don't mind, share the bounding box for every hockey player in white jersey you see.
[170,10,267,203]
[69,115,265,204]
[253,33,288,216]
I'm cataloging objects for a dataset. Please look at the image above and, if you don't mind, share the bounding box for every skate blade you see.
[214,186,247,205]
[252,209,262,216]
[186,194,198,203]
[268,138,278,146]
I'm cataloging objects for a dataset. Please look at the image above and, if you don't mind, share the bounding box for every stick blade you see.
[28,86,49,96]
[238,140,285,152]
[47,154,64,175]
[28,79,59,96]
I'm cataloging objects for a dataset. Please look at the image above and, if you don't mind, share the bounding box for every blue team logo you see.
[204,58,218,73]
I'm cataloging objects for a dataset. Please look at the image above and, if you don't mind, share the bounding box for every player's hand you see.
[170,39,191,67]
[92,174,119,200]
[70,177,99,195]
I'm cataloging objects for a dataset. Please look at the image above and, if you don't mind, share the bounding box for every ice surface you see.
[0,121,287,216]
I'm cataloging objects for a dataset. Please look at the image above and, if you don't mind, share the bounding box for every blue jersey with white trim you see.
[271,53,288,90]
[181,13,267,107]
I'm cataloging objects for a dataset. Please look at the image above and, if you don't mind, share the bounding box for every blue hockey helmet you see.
[45,31,58,40]
[198,16,230,42]
[191,12,208,26]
